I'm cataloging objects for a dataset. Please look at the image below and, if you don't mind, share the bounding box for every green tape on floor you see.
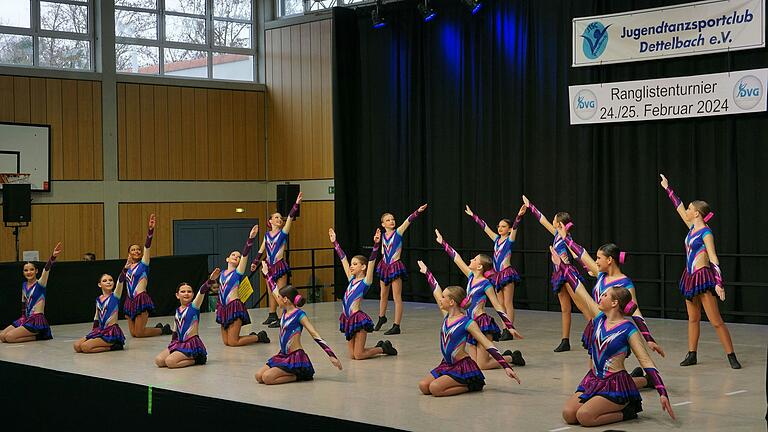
[147,385,153,415]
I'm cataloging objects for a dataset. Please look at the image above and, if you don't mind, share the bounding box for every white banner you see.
[573,0,765,67]
[569,68,767,124]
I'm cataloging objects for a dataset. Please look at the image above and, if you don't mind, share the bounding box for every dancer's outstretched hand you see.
[510,328,524,340]
[659,174,669,189]
[522,195,530,207]
[209,268,221,281]
[417,203,428,213]
[330,356,342,370]
[249,225,259,239]
[52,242,63,258]
[373,228,381,243]
[648,341,666,357]
[504,367,521,384]
[464,205,474,217]
[715,285,725,301]
[516,204,527,217]
[417,260,428,274]
[434,229,443,244]
[328,228,336,243]
[660,395,676,420]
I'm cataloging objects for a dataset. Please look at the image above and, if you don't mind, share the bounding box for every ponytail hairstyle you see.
[691,200,714,222]
[554,212,573,229]
[598,243,627,266]
[443,286,468,309]
[279,285,306,307]
[611,287,637,315]
[476,254,494,278]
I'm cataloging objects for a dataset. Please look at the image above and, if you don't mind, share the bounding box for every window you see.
[277,0,374,18]
[0,0,94,70]
[115,0,255,81]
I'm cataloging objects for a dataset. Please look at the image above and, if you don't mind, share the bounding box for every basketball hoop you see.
[0,173,31,185]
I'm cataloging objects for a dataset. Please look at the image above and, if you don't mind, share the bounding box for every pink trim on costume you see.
[623,300,636,315]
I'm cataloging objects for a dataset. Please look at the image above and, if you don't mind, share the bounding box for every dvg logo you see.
[573,89,598,120]
[581,21,611,60]
[733,75,763,110]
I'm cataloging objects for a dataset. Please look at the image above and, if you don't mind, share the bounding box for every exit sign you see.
[328,186,335,194]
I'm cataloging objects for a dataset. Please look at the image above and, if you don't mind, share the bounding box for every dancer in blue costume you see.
[1,243,61,343]
[416,260,520,397]
[330,228,398,360]
[523,195,586,352]
[552,246,676,427]
[434,229,526,370]
[374,203,428,335]
[659,174,740,369]
[155,268,221,368]
[74,270,129,353]
[255,262,342,384]
[464,203,527,340]
[255,192,303,328]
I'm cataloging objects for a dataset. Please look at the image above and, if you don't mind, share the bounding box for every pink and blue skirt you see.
[491,266,521,291]
[216,299,252,329]
[267,348,315,381]
[679,267,717,300]
[431,356,485,392]
[376,260,408,285]
[339,310,374,341]
[466,313,501,345]
[123,291,155,320]
[85,323,125,350]
[12,313,53,340]
[168,334,207,365]
[551,263,585,293]
[577,369,643,411]
[268,259,291,280]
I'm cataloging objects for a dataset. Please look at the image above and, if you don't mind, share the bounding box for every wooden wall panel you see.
[265,20,334,181]
[0,75,102,180]
[0,204,104,262]
[119,200,335,303]
[117,84,266,181]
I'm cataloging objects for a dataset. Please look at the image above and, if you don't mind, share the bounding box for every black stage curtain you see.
[0,255,209,326]
[333,1,768,323]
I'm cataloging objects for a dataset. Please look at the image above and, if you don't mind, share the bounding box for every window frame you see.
[115,0,256,81]
[0,0,95,70]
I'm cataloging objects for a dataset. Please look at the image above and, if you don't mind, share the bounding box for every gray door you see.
[173,218,259,274]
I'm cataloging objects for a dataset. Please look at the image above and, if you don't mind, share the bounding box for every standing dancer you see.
[464,204,527,340]
[659,174,741,368]
[416,261,520,397]
[557,227,665,358]
[216,225,269,347]
[124,213,170,338]
[255,262,342,384]
[374,204,428,335]
[553,247,676,427]
[0,243,62,343]
[74,270,128,353]
[522,195,585,352]
[154,268,220,368]
[257,192,303,328]
[329,228,398,359]
[434,229,525,369]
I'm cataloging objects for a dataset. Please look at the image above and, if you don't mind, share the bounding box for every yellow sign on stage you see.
[238,275,254,303]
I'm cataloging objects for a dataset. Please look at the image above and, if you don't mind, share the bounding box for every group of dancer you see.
[0,175,743,428]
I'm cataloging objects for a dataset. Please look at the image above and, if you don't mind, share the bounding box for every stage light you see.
[418,0,437,22]
[462,0,482,15]
[371,0,386,29]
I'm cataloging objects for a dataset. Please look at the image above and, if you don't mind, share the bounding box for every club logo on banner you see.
[568,68,767,125]
[573,0,765,66]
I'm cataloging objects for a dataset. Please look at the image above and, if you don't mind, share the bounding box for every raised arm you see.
[115,262,129,300]
[551,246,599,319]
[522,195,556,235]
[142,214,156,266]
[38,242,62,287]
[703,233,726,301]
[560,227,599,275]
[237,225,259,275]
[508,204,527,242]
[329,228,351,279]
[193,268,221,309]
[397,203,428,235]
[659,174,691,228]
[467,322,521,384]
[464,205,497,240]
[364,229,382,285]
[629,333,676,421]
[282,192,303,233]
[435,229,471,276]
[301,315,343,370]
[418,260,447,316]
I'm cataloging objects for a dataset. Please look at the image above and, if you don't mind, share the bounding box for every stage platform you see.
[0,300,765,430]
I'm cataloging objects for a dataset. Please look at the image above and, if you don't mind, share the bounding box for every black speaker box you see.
[2,183,32,223]
[276,184,300,218]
